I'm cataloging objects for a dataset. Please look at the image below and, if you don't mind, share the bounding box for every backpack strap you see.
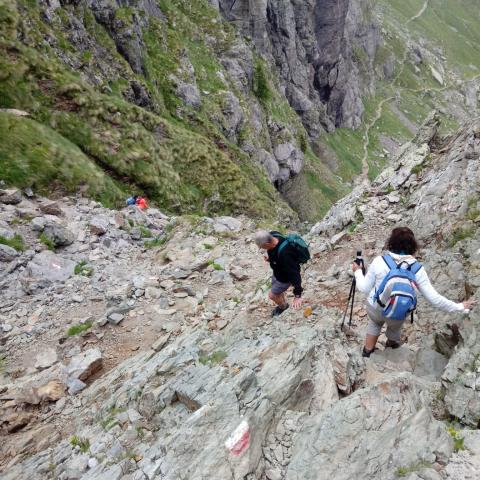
[382,255,398,270]
[277,239,288,255]
[409,261,422,274]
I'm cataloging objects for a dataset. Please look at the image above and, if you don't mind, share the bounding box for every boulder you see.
[43,222,75,247]
[230,266,249,281]
[65,348,103,382]
[0,223,15,240]
[222,92,243,139]
[23,251,75,286]
[256,149,280,183]
[32,380,65,403]
[213,216,242,232]
[90,215,110,235]
[0,244,18,262]
[31,216,47,232]
[0,188,22,204]
[107,312,125,325]
[39,201,63,216]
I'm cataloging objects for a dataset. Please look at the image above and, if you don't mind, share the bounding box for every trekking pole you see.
[341,251,365,328]
[341,278,356,328]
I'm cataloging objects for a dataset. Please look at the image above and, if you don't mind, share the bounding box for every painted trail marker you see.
[225,420,250,456]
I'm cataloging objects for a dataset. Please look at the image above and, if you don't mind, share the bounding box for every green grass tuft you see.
[67,321,93,337]
[39,232,55,251]
[69,436,90,453]
[0,233,25,251]
[199,350,227,365]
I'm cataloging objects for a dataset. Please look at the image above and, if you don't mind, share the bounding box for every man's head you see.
[254,230,278,251]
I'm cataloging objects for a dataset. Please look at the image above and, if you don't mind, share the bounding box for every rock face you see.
[217,0,379,134]
[286,375,453,480]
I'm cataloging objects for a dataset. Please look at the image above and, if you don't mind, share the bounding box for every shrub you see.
[144,235,168,248]
[447,425,465,452]
[69,436,90,453]
[74,260,93,276]
[253,61,271,102]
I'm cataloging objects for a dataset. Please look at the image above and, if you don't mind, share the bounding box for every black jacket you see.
[268,238,303,296]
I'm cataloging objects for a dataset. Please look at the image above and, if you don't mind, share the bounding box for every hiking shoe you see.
[272,304,289,317]
[385,339,401,349]
[362,347,374,358]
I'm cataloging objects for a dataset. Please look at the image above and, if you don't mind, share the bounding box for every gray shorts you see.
[271,275,291,295]
[366,302,405,343]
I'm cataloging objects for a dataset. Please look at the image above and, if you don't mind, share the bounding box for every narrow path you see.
[359,96,394,179]
[406,0,429,25]
[358,0,431,182]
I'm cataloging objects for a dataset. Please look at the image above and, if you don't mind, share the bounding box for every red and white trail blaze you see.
[225,420,251,456]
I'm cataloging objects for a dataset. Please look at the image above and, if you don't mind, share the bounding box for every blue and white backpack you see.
[373,255,422,321]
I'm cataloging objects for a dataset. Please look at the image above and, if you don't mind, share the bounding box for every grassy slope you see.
[0,0,299,219]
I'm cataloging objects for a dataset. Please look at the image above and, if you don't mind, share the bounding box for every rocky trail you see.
[1,115,480,479]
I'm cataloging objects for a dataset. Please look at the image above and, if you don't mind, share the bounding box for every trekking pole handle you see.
[355,251,366,274]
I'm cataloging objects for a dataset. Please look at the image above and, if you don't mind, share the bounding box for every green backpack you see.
[271,232,311,264]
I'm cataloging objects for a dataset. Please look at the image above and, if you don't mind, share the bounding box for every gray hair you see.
[254,230,273,247]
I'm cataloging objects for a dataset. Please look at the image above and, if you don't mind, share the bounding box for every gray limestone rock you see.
[90,215,110,235]
[23,251,75,288]
[43,222,75,247]
[0,243,18,262]
[65,348,103,382]
[35,348,58,370]
[286,375,453,480]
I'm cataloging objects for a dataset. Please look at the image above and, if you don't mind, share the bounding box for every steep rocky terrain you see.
[1,115,480,479]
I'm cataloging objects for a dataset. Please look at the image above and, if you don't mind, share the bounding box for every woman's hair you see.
[386,227,418,255]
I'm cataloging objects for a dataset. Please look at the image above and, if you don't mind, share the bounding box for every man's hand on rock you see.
[292,297,302,309]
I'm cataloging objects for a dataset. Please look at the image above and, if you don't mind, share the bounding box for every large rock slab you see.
[4,322,325,479]
[22,251,75,289]
[286,375,453,480]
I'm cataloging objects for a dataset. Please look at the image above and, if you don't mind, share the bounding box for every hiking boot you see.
[385,339,401,349]
[362,347,375,358]
[272,304,289,317]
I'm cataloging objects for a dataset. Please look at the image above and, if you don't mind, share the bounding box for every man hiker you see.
[352,227,476,357]
[255,230,307,316]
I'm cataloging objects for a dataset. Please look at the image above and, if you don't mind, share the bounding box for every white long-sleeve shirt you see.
[354,251,466,313]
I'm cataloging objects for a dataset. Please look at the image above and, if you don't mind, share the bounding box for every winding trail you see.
[358,0,431,182]
[406,0,429,25]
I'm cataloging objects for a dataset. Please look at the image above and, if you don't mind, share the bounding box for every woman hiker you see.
[352,227,476,357]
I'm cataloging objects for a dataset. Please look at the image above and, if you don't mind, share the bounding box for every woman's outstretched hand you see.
[463,299,477,311]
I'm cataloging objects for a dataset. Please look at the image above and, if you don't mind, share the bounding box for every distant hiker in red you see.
[136,196,148,210]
